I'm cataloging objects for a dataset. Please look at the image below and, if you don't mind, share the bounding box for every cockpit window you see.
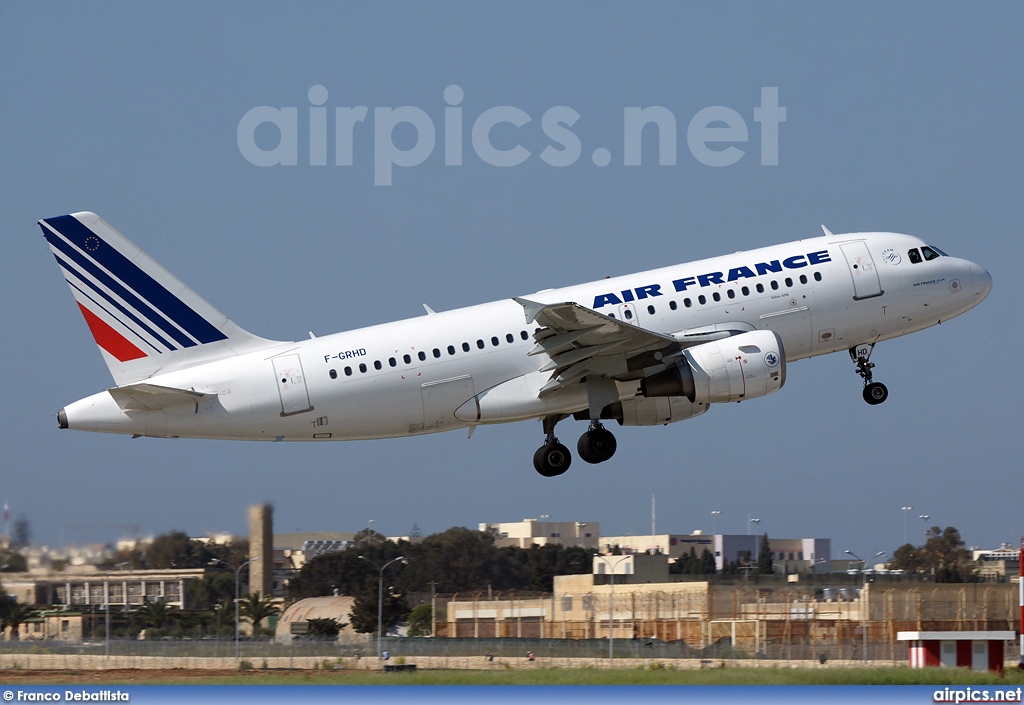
[908,248,922,264]
[921,246,941,261]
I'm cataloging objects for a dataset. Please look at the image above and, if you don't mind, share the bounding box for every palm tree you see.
[238,591,280,638]
[135,599,179,632]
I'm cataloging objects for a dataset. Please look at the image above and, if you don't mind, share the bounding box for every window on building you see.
[562,595,573,611]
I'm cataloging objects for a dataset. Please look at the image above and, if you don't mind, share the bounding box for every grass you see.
[31,666,1024,686]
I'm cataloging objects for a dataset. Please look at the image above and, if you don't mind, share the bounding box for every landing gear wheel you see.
[863,382,888,405]
[533,442,572,477]
[577,426,617,464]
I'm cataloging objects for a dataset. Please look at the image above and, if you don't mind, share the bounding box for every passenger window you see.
[403,354,411,364]
[908,248,922,264]
[374,360,382,370]
[433,348,441,358]
[741,286,749,296]
[726,290,735,299]
[921,246,941,261]
[447,345,456,356]
[359,363,367,373]
[477,339,485,349]
[669,300,678,310]
[785,277,793,288]
[329,369,337,379]
[624,309,633,320]
[813,272,822,282]
[684,298,692,308]
[389,358,397,367]
[756,283,765,293]
[771,280,779,290]
[462,342,470,352]
[799,274,807,285]
[491,336,499,347]
[418,351,426,362]
[698,295,706,305]
[521,331,529,340]
[506,333,514,343]
[647,305,655,314]
[344,366,352,376]
[712,292,721,302]
[609,313,616,319]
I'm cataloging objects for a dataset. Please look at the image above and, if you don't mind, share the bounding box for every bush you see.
[238,660,253,671]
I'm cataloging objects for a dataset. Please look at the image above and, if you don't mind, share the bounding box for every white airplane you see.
[39,212,991,477]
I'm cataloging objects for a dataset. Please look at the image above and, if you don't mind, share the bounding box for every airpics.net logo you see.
[237,85,786,186]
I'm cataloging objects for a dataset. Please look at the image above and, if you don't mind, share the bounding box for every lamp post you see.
[360,555,405,660]
[901,507,913,545]
[594,555,631,663]
[747,517,760,535]
[576,522,587,548]
[209,556,260,660]
[919,514,930,539]
[844,550,886,663]
[711,510,721,535]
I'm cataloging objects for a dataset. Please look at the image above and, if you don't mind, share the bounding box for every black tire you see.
[577,428,617,464]
[863,382,888,405]
[533,443,572,477]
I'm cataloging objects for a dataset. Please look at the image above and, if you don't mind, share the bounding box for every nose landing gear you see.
[850,343,888,405]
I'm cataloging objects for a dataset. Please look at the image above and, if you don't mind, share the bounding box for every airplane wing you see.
[107,383,214,412]
[514,298,760,396]
[513,298,681,394]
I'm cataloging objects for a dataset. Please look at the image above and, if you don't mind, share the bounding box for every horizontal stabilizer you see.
[108,383,214,412]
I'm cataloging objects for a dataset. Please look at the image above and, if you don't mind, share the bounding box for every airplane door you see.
[422,375,474,430]
[272,354,314,416]
[840,241,883,300]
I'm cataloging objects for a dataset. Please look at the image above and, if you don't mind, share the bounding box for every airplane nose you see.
[971,264,992,302]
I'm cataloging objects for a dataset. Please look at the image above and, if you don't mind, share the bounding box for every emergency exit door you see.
[272,354,313,416]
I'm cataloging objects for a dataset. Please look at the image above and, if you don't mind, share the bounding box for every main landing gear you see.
[850,343,888,405]
[533,416,618,477]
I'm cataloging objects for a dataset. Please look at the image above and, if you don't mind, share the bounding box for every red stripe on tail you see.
[77,303,147,362]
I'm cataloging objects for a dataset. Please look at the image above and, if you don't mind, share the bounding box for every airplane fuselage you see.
[59,230,991,444]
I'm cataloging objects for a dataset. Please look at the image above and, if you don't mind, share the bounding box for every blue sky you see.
[1,3,1020,557]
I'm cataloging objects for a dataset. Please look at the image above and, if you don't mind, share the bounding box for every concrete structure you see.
[248,504,273,598]
[898,631,1015,674]
[972,545,1020,580]
[0,568,205,608]
[275,596,358,644]
[601,533,714,563]
[480,519,599,549]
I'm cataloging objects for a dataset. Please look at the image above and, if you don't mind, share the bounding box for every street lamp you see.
[901,507,913,546]
[711,510,721,535]
[747,517,760,535]
[844,550,886,663]
[209,556,260,660]
[594,555,631,663]
[919,515,930,538]
[360,555,405,661]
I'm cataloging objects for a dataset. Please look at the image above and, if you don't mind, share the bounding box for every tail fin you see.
[38,212,283,385]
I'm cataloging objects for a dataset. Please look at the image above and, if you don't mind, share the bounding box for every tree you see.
[135,599,179,631]
[239,591,280,638]
[306,617,344,639]
[756,534,773,574]
[350,587,406,635]
[889,526,978,582]
[406,604,433,637]
[0,601,37,641]
[0,553,27,572]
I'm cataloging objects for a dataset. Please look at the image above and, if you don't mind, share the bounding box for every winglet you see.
[512,297,546,324]
[821,225,834,238]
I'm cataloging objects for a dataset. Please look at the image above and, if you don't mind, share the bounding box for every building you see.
[600,533,831,574]
[274,596,359,644]
[480,519,600,549]
[972,545,1020,580]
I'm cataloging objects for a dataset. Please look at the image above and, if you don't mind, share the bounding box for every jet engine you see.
[640,330,786,404]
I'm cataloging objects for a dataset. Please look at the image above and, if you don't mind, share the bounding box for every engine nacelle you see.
[615,396,709,426]
[641,330,786,404]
